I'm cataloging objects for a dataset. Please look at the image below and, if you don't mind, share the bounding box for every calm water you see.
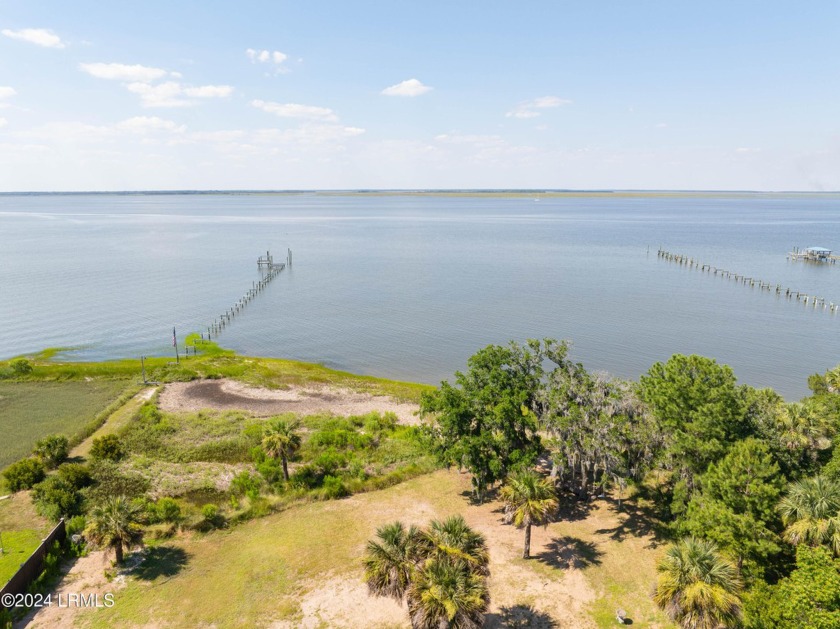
[1,192,839,399]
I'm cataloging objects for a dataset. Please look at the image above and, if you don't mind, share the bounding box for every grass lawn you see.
[0,492,51,586]
[0,380,132,470]
[75,470,671,629]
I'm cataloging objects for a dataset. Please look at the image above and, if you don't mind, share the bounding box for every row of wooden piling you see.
[206,250,291,339]
[657,249,838,314]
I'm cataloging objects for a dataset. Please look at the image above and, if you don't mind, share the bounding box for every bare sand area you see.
[158,379,421,425]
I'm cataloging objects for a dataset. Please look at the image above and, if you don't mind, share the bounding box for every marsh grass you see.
[0,380,132,470]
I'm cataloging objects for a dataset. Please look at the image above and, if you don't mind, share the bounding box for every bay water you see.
[1,192,838,400]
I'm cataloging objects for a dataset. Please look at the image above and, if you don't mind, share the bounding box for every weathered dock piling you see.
[657,248,837,316]
[205,249,292,340]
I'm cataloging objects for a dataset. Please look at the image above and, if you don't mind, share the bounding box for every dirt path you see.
[16,550,120,629]
[158,379,421,424]
[70,386,158,459]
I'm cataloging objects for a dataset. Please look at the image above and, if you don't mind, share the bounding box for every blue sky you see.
[0,1,838,190]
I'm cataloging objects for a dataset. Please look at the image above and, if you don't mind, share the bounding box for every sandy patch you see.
[158,379,421,425]
[18,550,122,629]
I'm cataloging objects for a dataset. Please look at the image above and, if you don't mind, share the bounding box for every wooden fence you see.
[0,518,66,609]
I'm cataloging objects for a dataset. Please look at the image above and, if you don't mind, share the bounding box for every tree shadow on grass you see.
[132,546,189,581]
[555,491,597,522]
[485,604,558,628]
[534,535,603,570]
[595,493,670,549]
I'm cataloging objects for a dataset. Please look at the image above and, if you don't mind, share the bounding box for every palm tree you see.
[653,537,743,629]
[364,521,424,601]
[84,495,143,564]
[262,417,302,481]
[499,470,558,559]
[422,515,490,575]
[407,558,490,629]
[778,475,840,554]
[364,517,491,628]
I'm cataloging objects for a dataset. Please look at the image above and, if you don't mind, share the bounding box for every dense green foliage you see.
[32,434,69,469]
[364,516,490,628]
[90,434,126,461]
[420,339,566,501]
[3,457,45,491]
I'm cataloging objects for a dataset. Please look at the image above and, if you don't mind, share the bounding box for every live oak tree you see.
[420,339,568,502]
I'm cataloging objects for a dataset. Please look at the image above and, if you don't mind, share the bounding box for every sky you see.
[0,1,839,191]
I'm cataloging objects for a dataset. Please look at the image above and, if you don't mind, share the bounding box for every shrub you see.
[231,471,262,498]
[3,457,46,491]
[57,463,93,490]
[256,458,283,484]
[312,449,348,476]
[32,476,84,521]
[33,434,70,468]
[200,504,224,529]
[321,475,349,499]
[66,514,87,537]
[289,464,321,490]
[90,434,125,462]
[363,411,399,436]
[10,358,33,375]
[155,497,182,523]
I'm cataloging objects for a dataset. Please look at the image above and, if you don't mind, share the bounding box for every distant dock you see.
[657,248,837,314]
[787,246,838,264]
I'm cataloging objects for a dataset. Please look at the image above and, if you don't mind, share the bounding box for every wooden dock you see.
[787,246,839,264]
[657,248,838,314]
[206,249,292,339]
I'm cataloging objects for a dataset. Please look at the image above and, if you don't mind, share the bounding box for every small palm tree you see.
[499,470,558,559]
[262,417,302,481]
[407,557,490,629]
[364,521,423,601]
[778,475,840,554]
[84,495,143,564]
[653,537,743,629]
[422,515,490,575]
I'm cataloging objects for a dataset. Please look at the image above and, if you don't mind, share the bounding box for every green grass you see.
[78,470,671,629]
[0,380,132,469]
[0,492,51,586]
[0,529,42,585]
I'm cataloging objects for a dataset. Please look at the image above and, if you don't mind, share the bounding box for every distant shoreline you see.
[1,189,839,197]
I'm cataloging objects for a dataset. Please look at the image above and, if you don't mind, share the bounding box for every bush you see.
[312,449,348,476]
[155,497,182,523]
[363,411,399,436]
[289,464,321,490]
[10,358,33,375]
[200,504,224,529]
[32,476,84,521]
[321,475,349,499]
[57,463,93,489]
[90,434,125,461]
[256,458,283,484]
[231,471,262,498]
[66,514,87,537]
[33,434,70,468]
[3,457,46,491]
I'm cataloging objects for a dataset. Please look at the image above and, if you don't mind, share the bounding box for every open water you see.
[1,191,838,399]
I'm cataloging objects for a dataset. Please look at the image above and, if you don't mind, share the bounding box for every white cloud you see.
[736,147,761,153]
[2,28,64,49]
[0,87,17,100]
[381,78,432,97]
[127,81,191,108]
[80,62,169,82]
[0,118,7,128]
[251,99,338,122]
[246,48,290,72]
[116,116,186,134]
[655,122,669,129]
[506,95,571,119]
[125,82,232,107]
[183,85,234,98]
[255,124,365,146]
